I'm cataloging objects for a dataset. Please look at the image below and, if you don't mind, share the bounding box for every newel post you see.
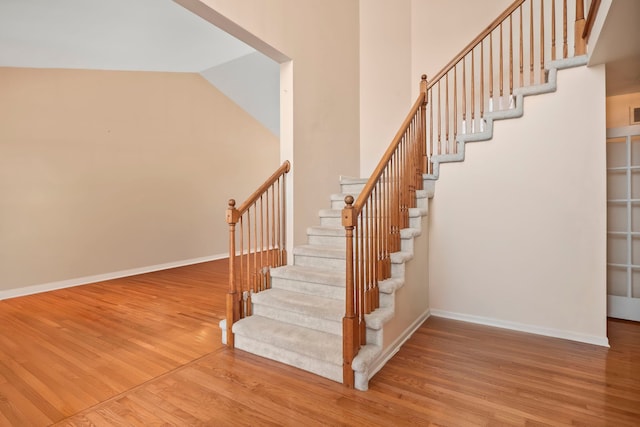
[342,195,358,388]
[575,0,586,55]
[225,199,241,348]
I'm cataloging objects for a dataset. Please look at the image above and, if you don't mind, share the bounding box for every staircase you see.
[222,176,433,391]
[221,0,597,391]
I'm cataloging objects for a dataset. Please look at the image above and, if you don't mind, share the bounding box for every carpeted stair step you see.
[233,315,343,383]
[251,288,343,335]
[319,209,342,227]
[340,177,368,195]
[307,225,345,247]
[293,245,346,270]
[270,265,345,299]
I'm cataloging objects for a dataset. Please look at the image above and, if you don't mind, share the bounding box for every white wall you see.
[178,0,361,247]
[410,0,512,95]
[358,0,514,177]
[0,67,279,295]
[428,65,608,345]
[359,0,412,177]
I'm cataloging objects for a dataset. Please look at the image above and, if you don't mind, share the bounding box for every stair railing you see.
[342,76,428,388]
[424,0,592,173]
[341,0,597,388]
[225,160,290,348]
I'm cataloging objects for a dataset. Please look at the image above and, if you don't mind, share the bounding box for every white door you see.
[606,125,640,322]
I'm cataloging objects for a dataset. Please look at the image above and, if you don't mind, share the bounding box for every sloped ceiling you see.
[0,0,280,135]
[0,0,254,72]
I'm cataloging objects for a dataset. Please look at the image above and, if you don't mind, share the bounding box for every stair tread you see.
[307,226,345,236]
[318,209,341,217]
[271,265,345,286]
[340,177,368,185]
[252,288,344,318]
[294,244,346,259]
[233,315,343,365]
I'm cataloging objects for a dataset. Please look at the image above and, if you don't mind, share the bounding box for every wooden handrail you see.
[235,160,291,215]
[582,0,601,41]
[353,77,428,211]
[225,160,290,348]
[428,0,526,89]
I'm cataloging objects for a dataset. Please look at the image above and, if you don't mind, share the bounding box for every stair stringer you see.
[351,196,431,391]
[425,55,589,182]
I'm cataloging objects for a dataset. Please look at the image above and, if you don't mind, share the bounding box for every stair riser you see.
[379,292,394,308]
[366,327,383,346]
[251,304,343,335]
[340,183,365,194]
[294,254,346,271]
[331,199,348,210]
[392,262,405,277]
[234,335,343,383]
[401,237,414,253]
[307,234,345,247]
[320,216,342,227]
[410,215,422,229]
[270,277,345,300]
[416,196,428,210]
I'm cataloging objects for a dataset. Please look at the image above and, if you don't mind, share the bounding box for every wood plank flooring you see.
[0,260,638,426]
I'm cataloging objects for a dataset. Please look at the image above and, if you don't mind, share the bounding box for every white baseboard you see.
[430,309,610,348]
[0,253,228,301]
[368,309,432,379]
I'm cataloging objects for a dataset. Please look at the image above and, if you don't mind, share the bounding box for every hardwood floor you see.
[1,260,638,426]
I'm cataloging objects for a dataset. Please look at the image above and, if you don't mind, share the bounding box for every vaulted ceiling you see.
[0,0,254,72]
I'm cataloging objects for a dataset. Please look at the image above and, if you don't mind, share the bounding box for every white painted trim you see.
[0,253,228,301]
[368,309,431,379]
[430,309,610,348]
[608,295,640,322]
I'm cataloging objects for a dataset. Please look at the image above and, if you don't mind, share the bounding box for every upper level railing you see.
[425,0,591,171]
[225,160,290,348]
[341,0,594,387]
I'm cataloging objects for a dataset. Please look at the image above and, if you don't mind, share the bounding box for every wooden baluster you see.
[342,195,357,389]
[552,0,557,60]
[382,169,388,277]
[366,201,373,314]
[373,190,379,310]
[509,14,513,100]
[253,204,258,296]
[359,210,366,343]
[421,75,428,174]
[226,199,240,348]
[264,191,270,283]
[454,68,458,142]
[238,215,242,318]
[520,5,524,87]
[530,0,534,85]
[462,58,467,132]
[540,0,545,83]
[480,41,484,124]
[575,0,586,55]
[563,0,568,58]
[471,47,475,131]
[429,88,434,161]
[489,32,494,111]
[437,81,442,153]
[281,172,287,264]
[256,196,265,292]
[274,180,279,265]
[499,22,504,107]
[248,208,255,317]
[445,74,449,153]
